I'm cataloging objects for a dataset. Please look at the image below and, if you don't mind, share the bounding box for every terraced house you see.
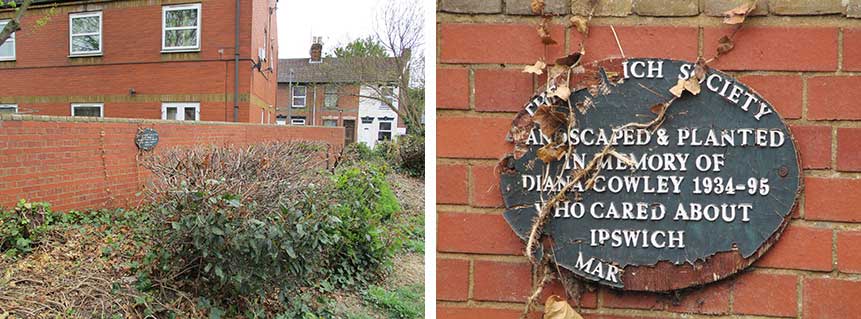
[276,38,407,147]
[0,0,278,123]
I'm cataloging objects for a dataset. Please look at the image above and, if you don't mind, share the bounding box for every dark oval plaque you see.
[135,128,159,151]
[500,58,801,291]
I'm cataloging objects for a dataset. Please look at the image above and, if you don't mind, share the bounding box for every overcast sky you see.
[277,0,384,58]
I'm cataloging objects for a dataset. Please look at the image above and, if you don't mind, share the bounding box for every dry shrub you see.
[142,142,328,213]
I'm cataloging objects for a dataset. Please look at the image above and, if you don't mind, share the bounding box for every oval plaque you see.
[499,58,801,291]
[135,128,159,151]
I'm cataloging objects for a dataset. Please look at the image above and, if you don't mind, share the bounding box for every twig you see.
[610,25,625,58]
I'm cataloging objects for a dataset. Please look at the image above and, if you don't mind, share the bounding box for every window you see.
[378,86,396,110]
[324,85,338,108]
[292,85,306,108]
[290,116,306,125]
[71,103,103,117]
[276,115,287,125]
[378,121,392,141]
[162,4,201,52]
[361,116,374,124]
[323,119,337,127]
[0,104,17,113]
[0,20,15,61]
[69,12,102,56]
[162,102,199,121]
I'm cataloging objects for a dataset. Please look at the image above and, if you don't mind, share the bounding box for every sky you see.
[277,0,383,58]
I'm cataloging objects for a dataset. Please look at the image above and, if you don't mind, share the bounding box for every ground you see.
[0,172,425,318]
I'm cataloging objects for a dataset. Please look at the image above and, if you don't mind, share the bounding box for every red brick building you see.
[0,0,278,123]
[277,39,407,146]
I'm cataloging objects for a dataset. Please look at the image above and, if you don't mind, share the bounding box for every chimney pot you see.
[310,36,323,62]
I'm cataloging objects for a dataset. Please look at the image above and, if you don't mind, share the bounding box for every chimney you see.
[310,36,323,62]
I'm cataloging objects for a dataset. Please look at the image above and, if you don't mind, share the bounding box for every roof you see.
[278,57,401,84]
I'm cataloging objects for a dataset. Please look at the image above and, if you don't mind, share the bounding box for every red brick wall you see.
[437,1,861,318]
[0,0,276,123]
[0,114,343,212]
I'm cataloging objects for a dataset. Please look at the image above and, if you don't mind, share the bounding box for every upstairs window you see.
[292,85,306,108]
[0,104,17,114]
[71,103,103,117]
[324,85,338,108]
[378,85,396,110]
[162,4,201,52]
[0,20,15,61]
[69,11,102,56]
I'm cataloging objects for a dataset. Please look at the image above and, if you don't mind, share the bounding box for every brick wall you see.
[0,114,343,212]
[437,1,861,318]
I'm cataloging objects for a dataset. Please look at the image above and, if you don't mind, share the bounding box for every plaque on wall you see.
[135,128,159,151]
[499,58,801,291]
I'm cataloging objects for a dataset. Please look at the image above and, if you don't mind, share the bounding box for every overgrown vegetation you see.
[0,142,423,318]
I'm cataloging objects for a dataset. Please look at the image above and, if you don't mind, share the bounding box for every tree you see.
[329,36,388,58]
[0,0,32,47]
[322,0,424,136]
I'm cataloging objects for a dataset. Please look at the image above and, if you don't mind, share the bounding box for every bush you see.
[0,200,54,258]
[142,143,403,315]
[327,163,401,287]
[392,135,425,177]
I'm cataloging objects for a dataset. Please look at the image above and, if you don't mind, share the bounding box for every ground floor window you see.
[162,102,199,121]
[291,116,306,125]
[378,121,392,141]
[276,115,287,125]
[71,103,103,117]
[0,104,17,114]
[323,119,337,127]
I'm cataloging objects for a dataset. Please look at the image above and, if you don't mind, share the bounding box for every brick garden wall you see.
[437,0,861,318]
[0,114,343,212]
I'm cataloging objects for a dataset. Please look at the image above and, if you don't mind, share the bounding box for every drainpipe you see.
[233,0,240,122]
[312,84,317,125]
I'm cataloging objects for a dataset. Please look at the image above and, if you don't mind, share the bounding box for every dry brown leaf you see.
[569,16,588,35]
[669,78,686,98]
[555,52,583,67]
[533,104,567,138]
[649,103,667,114]
[683,77,701,95]
[538,17,557,45]
[717,35,735,56]
[531,0,545,14]
[548,64,569,80]
[543,295,583,319]
[523,60,547,75]
[509,109,535,146]
[723,1,756,25]
[548,84,571,101]
[537,143,566,163]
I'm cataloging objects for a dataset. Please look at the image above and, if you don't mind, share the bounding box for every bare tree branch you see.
[0,0,32,47]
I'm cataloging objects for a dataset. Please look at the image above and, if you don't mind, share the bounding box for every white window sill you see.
[161,48,201,53]
[291,106,306,108]
[69,53,103,58]
[0,57,15,61]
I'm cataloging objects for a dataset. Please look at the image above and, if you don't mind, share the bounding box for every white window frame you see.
[378,120,393,141]
[290,117,306,125]
[292,85,306,108]
[0,104,17,113]
[0,20,15,61]
[161,3,201,52]
[69,11,102,56]
[71,103,104,117]
[378,85,397,110]
[161,102,200,121]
